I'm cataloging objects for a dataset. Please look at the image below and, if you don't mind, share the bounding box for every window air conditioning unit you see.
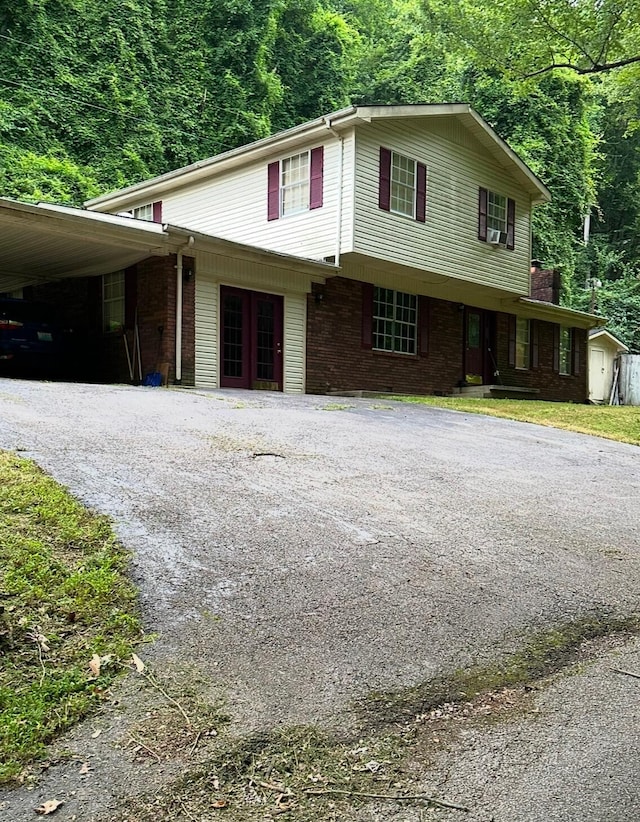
[487,228,508,246]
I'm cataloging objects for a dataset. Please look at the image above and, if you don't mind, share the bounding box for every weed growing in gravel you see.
[0,451,142,784]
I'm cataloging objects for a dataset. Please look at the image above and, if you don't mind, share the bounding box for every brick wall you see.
[306,277,465,395]
[26,254,196,386]
[530,266,560,304]
[306,276,587,402]
[495,313,588,402]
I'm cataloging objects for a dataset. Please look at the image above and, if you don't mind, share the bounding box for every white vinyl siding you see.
[150,135,354,262]
[194,273,218,388]
[353,120,532,294]
[193,250,314,393]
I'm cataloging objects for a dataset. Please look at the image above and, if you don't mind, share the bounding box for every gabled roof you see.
[589,327,629,351]
[86,104,551,212]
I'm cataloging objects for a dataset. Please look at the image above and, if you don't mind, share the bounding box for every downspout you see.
[174,235,195,384]
[324,117,344,266]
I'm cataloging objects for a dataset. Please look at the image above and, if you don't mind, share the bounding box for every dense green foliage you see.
[1,0,639,346]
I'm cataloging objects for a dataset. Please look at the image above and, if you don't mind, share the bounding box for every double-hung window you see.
[379,147,427,222]
[373,287,417,354]
[515,317,530,369]
[478,188,515,249]
[103,272,125,333]
[559,326,572,375]
[267,146,324,220]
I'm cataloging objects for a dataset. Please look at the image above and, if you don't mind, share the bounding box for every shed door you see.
[589,346,607,402]
[220,286,283,390]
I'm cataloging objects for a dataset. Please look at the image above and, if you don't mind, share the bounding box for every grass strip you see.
[0,450,142,784]
[382,396,640,446]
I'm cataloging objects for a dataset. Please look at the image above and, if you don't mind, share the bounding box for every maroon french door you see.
[220,286,283,390]
[464,308,495,385]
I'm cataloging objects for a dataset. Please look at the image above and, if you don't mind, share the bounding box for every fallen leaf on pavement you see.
[131,652,145,673]
[211,799,227,808]
[90,729,102,739]
[79,762,92,775]
[35,799,64,815]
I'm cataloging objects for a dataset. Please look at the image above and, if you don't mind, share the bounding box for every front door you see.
[220,286,283,390]
[464,308,495,385]
[464,308,484,384]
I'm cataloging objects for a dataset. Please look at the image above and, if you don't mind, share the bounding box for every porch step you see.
[454,384,540,400]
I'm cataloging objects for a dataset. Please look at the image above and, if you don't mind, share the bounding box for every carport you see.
[0,198,335,388]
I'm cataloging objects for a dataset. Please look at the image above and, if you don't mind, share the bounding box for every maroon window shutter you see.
[152,201,163,223]
[508,315,516,367]
[478,187,488,241]
[506,198,516,250]
[379,147,391,211]
[124,267,137,329]
[362,283,374,349]
[572,329,580,375]
[416,162,427,223]
[267,161,280,221]
[310,146,324,210]
[553,325,560,372]
[418,296,429,355]
[531,320,539,368]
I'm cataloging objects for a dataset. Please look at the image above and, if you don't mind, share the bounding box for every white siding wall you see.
[194,250,312,393]
[156,134,355,261]
[353,120,533,294]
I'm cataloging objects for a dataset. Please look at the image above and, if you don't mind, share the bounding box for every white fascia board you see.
[589,328,629,351]
[517,297,601,328]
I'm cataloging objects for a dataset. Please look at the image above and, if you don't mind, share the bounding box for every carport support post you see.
[175,237,194,384]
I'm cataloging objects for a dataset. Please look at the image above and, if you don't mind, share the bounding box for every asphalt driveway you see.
[1,380,639,821]
[0,379,638,726]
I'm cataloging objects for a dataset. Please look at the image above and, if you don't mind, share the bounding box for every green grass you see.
[0,451,142,784]
[382,396,640,446]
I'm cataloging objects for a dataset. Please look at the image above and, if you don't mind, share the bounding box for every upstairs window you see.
[478,188,515,249]
[129,202,162,222]
[379,147,427,222]
[373,287,418,354]
[103,272,125,333]
[267,146,324,220]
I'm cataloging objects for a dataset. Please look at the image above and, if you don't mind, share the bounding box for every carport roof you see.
[0,198,337,292]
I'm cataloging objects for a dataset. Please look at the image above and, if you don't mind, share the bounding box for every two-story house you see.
[84,103,595,401]
[0,104,596,399]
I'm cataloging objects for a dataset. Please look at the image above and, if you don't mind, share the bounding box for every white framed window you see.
[559,326,572,375]
[373,287,417,354]
[487,191,507,233]
[515,317,530,369]
[281,151,310,216]
[390,152,416,218]
[132,204,153,221]
[103,271,125,333]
